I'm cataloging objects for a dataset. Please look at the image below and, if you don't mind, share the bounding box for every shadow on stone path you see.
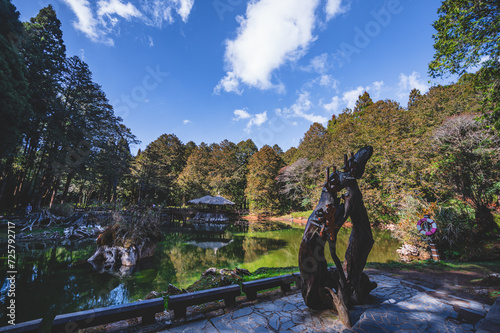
[158,271,494,332]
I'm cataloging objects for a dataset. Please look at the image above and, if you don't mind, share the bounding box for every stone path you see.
[159,271,494,332]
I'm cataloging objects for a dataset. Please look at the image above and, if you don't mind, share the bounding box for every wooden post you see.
[429,243,440,261]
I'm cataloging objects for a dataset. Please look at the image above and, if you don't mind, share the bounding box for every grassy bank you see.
[173,260,500,304]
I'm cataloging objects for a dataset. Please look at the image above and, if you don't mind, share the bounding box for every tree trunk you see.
[61,171,75,204]
[0,155,15,204]
[111,177,118,203]
[49,176,61,208]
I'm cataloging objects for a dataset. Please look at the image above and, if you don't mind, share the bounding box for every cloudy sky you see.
[13,0,451,154]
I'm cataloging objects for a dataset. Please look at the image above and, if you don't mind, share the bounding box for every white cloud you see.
[246,111,268,132]
[370,80,384,99]
[217,0,320,93]
[183,119,191,124]
[148,35,154,47]
[340,81,383,109]
[325,0,350,21]
[305,53,329,73]
[176,0,195,22]
[233,108,251,121]
[62,0,195,45]
[233,109,268,133]
[398,72,428,93]
[97,0,142,21]
[277,91,328,124]
[398,71,429,101]
[303,74,338,90]
[323,96,340,113]
[319,74,338,88]
[342,86,365,109]
[214,71,243,95]
[62,0,107,44]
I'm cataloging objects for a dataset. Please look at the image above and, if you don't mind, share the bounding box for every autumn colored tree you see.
[295,122,328,161]
[278,158,323,211]
[233,139,258,208]
[272,144,283,156]
[208,140,239,199]
[176,143,212,204]
[246,146,283,213]
[184,141,197,160]
[407,88,422,110]
[282,147,298,165]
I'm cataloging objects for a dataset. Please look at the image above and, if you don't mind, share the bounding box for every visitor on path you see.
[26,203,32,215]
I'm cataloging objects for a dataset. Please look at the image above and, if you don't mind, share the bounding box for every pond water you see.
[0,220,400,325]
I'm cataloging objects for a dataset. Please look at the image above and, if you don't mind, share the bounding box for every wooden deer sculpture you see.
[298,146,377,327]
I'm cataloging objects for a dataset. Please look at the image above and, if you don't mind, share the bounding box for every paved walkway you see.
[158,272,494,332]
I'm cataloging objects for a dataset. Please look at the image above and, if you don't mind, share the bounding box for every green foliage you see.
[0,0,30,158]
[134,134,185,206]
[429,0,499,77]
[353,91,373,113]
[429,0,500,131]
[242,266,299,281]
[432,205,476,260]
[290,210,314,219]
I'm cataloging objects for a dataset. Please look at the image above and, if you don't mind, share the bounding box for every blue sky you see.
[13,0,450,155]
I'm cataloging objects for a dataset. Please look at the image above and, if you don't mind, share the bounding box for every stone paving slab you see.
[476,296,500,333]
[159,272,494,332]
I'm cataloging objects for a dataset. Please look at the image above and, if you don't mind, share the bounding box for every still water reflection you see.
[0,220,400,325]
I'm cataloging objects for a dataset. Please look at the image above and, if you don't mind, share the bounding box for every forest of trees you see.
[0,2,137,211]
[1,0,499,253]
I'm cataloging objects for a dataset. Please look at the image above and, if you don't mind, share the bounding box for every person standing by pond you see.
[26,203,32,215]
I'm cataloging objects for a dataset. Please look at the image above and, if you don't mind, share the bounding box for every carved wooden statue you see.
[299,146,377,327]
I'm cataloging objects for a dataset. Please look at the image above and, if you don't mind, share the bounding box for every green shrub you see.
[433,206,477,260]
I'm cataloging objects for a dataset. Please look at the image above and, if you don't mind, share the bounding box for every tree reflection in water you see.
[0,219,400,325]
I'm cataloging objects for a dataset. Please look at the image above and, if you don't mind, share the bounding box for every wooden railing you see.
[0,273,301,331]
